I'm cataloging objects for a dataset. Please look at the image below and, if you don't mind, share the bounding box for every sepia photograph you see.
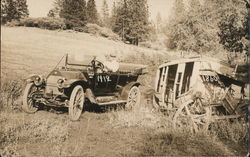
[0,0,249,156]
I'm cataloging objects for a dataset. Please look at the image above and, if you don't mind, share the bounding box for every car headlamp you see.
[57,78,66,88]
[34,76,43,86]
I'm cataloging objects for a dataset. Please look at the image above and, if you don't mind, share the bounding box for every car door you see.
[93,72,118,96]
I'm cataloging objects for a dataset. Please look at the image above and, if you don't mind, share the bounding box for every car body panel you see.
[26,54,147,107]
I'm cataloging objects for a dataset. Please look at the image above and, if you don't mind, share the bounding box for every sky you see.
[27,0,174,21]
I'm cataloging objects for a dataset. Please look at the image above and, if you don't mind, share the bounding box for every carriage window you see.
[181,62,194,94]
[177,72,182,83]
[164,64,178,100]
[157,68,163,92]
[175,72,182,98]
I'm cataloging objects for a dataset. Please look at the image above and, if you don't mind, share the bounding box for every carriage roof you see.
[158,56,246,84]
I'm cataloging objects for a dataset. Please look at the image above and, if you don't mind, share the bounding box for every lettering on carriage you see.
[201,75,218,82]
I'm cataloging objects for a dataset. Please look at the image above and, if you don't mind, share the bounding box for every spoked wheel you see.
[173,98,212,132]
[22,83,39,113]
[69,85,85,121]
[125,86,141,110]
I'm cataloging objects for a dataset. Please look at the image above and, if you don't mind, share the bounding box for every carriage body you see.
[154,57,247,129]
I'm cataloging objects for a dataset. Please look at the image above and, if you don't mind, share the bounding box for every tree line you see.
[1,0,29,24]
[1,0,249,53]
[48,0,151,45]
[165,0,249,54]
[1,0,151,45]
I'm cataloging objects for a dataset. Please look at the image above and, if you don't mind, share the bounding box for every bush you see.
[0,79,24,110]
[209,119,248,144]
[6,17,66,30]
[5,18,120,41]
[84,23,120,41]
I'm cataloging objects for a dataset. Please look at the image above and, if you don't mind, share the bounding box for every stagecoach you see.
[154,57,248,131]
[22,54,147,120]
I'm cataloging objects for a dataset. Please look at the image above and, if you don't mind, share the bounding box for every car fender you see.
[63,79,89,88]
[120,82,141,100]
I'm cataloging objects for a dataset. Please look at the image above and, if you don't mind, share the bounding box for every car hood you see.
[46,70,88,85]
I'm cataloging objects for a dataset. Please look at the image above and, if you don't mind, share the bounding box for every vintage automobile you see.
[22,54,147,120]
[154,56,248,131]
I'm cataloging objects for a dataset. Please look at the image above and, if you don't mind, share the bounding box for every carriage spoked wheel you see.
[173,98,212,132]
[22,83,39,113]
[125,86,141,110]
[69,85,85,121]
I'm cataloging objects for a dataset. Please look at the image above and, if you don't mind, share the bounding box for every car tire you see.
[125,86,141,110]
[22,83,39,113]
[69,85,84,121]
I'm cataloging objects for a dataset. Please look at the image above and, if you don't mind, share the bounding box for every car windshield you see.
[66,54,94,66]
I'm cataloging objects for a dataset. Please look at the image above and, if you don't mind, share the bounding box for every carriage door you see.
[173,63,185,100]
[164,64,178,105]
[156,66,168,95]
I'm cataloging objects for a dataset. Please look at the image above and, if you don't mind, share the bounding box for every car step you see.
[97,100,127,106]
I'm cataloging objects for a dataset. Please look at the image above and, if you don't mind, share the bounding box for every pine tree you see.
[15,0,29,19]
[112,0,150,45]
[156,12,162,32]
[47,9,56,17]
[112,0,129,41]
[1,0,8,23]
[1,0,28,24]
[173,0,185,18]
[110,1,117,29]
[127,0,150,44]
[86,0,98,24]
[60,0,87,28]
[48,0,64,17]
[102,0,109,27]
[189,0,201,11]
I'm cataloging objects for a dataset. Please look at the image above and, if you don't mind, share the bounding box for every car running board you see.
[97,100,127,106]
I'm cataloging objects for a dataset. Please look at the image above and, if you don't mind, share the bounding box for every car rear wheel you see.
[126,86,141,110]
[69,85,84,121]
[22,83,39,113]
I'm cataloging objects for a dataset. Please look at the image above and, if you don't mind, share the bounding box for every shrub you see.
[0,79,24,110]
[209,119,248,144]
[84,23,120,41]
[6,17,66,30]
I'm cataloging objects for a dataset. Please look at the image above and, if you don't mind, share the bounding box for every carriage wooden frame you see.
[154,56,247,131]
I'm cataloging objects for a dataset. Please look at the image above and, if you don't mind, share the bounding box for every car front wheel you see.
[69,85,85,121]
[22,83,39,113]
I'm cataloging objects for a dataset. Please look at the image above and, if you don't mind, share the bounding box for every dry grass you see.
[0,110,70,156]
[210,119,249,144]
[107,106,248,156]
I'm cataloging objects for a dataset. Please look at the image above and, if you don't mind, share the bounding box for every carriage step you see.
[97,100,127,106]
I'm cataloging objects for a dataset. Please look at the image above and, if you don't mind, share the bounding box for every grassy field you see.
[0,26,248,156]
[1,26,168,79]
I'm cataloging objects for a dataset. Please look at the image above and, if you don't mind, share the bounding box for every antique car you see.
[22,54,147,120]
[154,56,248,131]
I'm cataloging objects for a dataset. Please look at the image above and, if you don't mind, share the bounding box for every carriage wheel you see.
[22,83,39,113]
[125,86,141,110]
[173,98,212,132]
[69,85,85,121]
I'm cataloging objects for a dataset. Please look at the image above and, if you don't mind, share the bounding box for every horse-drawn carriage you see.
[154,57,248,131]
[22,54,147,120]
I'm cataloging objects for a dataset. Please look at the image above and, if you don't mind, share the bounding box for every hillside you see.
[0,26,248,156]
[1,26,167,79]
